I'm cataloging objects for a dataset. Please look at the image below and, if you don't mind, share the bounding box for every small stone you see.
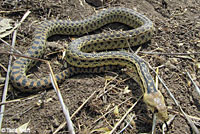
[85,0,103,7]
[12,115,20,121]
[165,60,176,70]
[197,43,200,47]
[52,118,59,127]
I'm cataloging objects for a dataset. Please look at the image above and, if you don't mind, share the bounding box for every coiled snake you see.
[10,7,168,122]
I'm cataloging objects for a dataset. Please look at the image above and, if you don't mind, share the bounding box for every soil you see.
[0,0,200,134]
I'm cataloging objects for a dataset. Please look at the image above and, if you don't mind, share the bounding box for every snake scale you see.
[10,7,168,122]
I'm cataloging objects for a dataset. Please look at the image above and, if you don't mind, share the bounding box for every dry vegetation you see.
[0,0,200,134]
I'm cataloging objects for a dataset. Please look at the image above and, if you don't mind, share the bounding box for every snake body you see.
[10,7,168,122]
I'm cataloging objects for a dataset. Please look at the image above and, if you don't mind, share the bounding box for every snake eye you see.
[154,108,158,114]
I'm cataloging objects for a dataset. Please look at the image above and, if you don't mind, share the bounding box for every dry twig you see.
[0,30,17,129]
[48,63,75,134]
[139,51,200,56]
[53,90,97,134]
[0,10,31,128]
[186,71,200,96]
[0,94,39,106]
[109,95,142,134]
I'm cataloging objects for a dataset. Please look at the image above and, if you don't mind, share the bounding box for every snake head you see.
[143,90,169,122]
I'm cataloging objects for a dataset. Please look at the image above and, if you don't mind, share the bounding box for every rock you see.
[85,0,103,7]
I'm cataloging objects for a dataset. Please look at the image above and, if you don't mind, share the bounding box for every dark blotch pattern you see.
[37,81,41,87]
[10,7,154,94]
[15,75,22,81]
[22,79,27,86]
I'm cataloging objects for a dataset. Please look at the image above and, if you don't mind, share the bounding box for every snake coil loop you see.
[11,7,168,122]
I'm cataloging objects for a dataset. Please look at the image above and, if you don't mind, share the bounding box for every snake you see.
[10,7,168,122]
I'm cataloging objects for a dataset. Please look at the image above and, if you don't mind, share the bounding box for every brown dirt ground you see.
[0,0,200,134]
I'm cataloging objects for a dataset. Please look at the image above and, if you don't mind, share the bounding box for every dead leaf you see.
[105,76,115,81]
[123,86,131,94]
[187,79,192,87]
[113,106,119,117]
[91,127,111,133]
[0,17,14,38]
[16,121,30,134]
[177,43,184,47]
[196,62,200,70]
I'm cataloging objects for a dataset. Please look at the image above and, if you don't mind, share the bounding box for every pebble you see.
[52,118,59,127]
[85,0,103,7]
